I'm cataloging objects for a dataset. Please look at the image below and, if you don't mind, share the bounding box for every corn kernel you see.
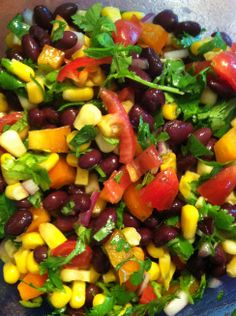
[0,130,26,157]
[227,256,236,277]
[61,267,100,283]
[3,262,20,284]
[190,38,211,55]
[93,293,106,307]
[73,103,102,130]
[179,171,200,201]
[26,77,44,104]
[0,93,9,112]
[9,59,35,82]
[159,251,171,281]
[98,114,120,137]
[75,167,89,186]
[95,132,118,153]
[5,182,29,201]
[38,45,65,70]
[122,11,145,20]
[4,240,17,258]
[197,161,213,176]
[63,87,94,102]
[147,261,160,281]
[66,154,78,167]
[122,227,141,246]
[85,173,100,194]
[146,242,165,259]
[14,248,30,274]
[39,153,59,171]
[21,232,45,249]
[50,285,72,309]
[39,223,67,249]
[204,50,223,61]
[164,262,176,290]
[222,240,236,255]
[103,270,117,283]
[101,7,121,22]
[160,152,176,171]
[5,32,21,48]
[181,205,199,240]
[69,281,86,309]
[26,251,40,274]
[93,197,107,216]
[162,103,178,120]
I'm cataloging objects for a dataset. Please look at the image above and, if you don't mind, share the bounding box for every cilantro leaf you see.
[156,131,170,142]
[192,274,207,301]
[87,297,114,316]
[103,136,119,145]
[114,171,123,184]
[216,290,224,301]
[0,194,16,238]
[198,32,227,54]
[154,110,165,129]
[116,202,125,229]
[70,125,97,156]
[110,233,131,253]
[165,216,179,226]
[27,191,42,208]
[183,134,213,158]
[110,284,137,305]
[61,201,75,216]
[93,218,115,242]
[7,14,30,38]
[136,172,155,190]
[51,20,67,42]
[176,96,200,121]
[168,237,194,261]
[137,117,157,149]
[129,258,152,286]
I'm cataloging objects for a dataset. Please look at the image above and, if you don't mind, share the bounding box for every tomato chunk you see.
[139,284,157,304]
[0,112,22,133]
[113,19,141,46]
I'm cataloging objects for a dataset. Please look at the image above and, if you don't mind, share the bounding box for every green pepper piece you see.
[0,71,25,90]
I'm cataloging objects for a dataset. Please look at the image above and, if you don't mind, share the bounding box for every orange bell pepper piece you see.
[26,207,50,233]
[139,23,168,53]
[214,127,236,163]
[37,44,65,70]
[123,183,153,221]
[28,126,71,153]
[118,259,140,284]
[17,273,48,301]
[48,156,76,189]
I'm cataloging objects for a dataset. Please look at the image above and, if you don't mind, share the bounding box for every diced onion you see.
[132,58,149,70]
[200,86,218,106]
[22,9,34,25]
[164,291,189,316]
[138,273,150,295]
[164,49,189,60]
[208,278,222,288]
[198,242,212,257]
[22,179,39,195]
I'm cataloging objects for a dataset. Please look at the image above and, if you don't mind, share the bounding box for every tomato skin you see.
[51,241,92,269]
[212,51,236,91]
[186,61,211,74]
[118,87,135,102]
[113,19,141,46]
[100,89,136,164]
[140,168,179,211]
[139,284,157,304]
[197,166,236,205]
[0,112,22,133]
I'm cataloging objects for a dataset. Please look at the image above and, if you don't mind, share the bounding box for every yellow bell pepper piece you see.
[38,45,65,70]
[214,128,236,163]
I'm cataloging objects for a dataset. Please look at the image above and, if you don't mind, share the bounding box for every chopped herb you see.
[137,117,157,150]
[183,135,213,158]
[129,258,152,286]
[154,110,165,129]
[7,14,30,38]
[27,191,42,208]
[74,225,91,244]
[111,234,131,253]
[231,309,236,316]
[156,131,170,142]
[168,237,194,261]
[216,290,224,301]
[93,165,107,179]
[69,125,97,157]
[87,296,115,316]
[51,20,67,42]
[116,201,125,229]
[93,218,115,242]
[178,31,204,48]
[0,194,16,238]
[114,171,123,184]
[136,172,155,190]
[165,216,179,226]
[47,307,67,316]
[176,96,200,121]
[61,201,75,216]
[192,274,207,301]
[198,32,227,54]
[103,136,119,145]
[10,111,28,133]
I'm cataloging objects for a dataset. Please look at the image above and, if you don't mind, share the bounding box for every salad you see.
[0,2,236,316]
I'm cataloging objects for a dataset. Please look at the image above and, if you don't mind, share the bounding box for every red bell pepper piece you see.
[100,88,136,164]
[197,166,236,205]
[140,168,179,211]
[57,56,112,82]
[51,240,92,269]
[139,284,157,304]
[0,112,22,133]
[113,19,142,46]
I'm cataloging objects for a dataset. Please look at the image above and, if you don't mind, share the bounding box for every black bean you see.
[22,34,40,61]
[43,124,57,129]
[78,149,102,169]
[175,21,201,37]
[33,245,48,264]
[93,208,117,232]
[54,3,78,22]
[43,191,69,212]
[3,91,21,111]
[212,31,232,47]
[210,245,227,265]
[34,5,53,30]
[67,184,85,195]
[0,174,7,194]
[5,210,32,236]
[198,217,214,235]
[66,307,85,316]
[168,199,184,215]
[54,31,77,50]
[42,107,59,125]
[208,76,236,98]
[143,215,159,228]
[60,108,79,128]
[210,264,226,277]
[129,104,154,130]
[222,203,236,220]
[142,89,165,113]
[206,138,217,152]
[85,284,101,306]
[28,108,45,129]
[165,120,194,144]
[171,255,186,272]
[128,66,151,89]
[177,155,197,174]
[16,199,32,210]
[71,193,91,212]
[153,224,179,246]
[193,127,212,145]
[140,47,163,78]
[91,247,110,274]
[138,227,152,246]
[99,154,119,177]
[187,254,208,279]
[6,48,24,61]
[153,9,178,32]
[54,215,78,232]
[123,212,141,229]
[30,25,51,47]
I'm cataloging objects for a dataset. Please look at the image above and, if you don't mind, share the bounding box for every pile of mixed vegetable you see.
[0,2,236,315]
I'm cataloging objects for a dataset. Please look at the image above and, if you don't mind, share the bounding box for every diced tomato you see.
[139,284,157,304]
[212,51,236,91]
[186,61,211,74]
[197,166,236,205]
[113,19,141,46]
[231,43,236,53]
[51,241,92,269]
[140,168,179,211]
[118,87,135,102]
[57,56,112,82]
[100,167,132,204]
[100,89,136,164]
[0,112,22,133]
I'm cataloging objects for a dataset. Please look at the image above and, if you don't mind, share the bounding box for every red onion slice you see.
[78,191,100,227]
[141,13,155,23]
[65,32,85,58]
[132,58,149,70]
